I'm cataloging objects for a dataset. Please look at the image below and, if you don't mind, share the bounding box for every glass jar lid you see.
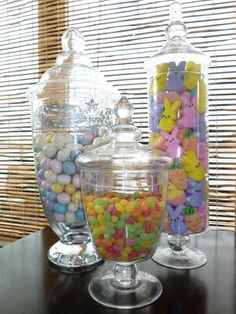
[27,27,120,106]
[77,96,171,173]
[145,1,211,70]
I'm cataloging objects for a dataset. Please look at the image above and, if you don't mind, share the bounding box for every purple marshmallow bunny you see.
[167,204,187,234]
[186,178,206,207]
[193,112,207,141]
[167,61,185,94]
[149,95,163,132]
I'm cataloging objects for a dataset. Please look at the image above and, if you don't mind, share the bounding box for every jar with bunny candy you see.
[145,1,211,269]
[27,28,120,272]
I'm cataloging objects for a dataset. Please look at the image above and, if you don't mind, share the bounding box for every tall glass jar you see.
[27,28,120,272]
[145,1,211,269]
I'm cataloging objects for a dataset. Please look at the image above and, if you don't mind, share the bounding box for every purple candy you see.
[167,61,185,94]
[167,204,187,234]
[186,178,206,207]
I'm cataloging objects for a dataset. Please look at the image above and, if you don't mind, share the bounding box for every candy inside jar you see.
[28,27,120,272]
[78,96,170,309]
[145,1,211,269]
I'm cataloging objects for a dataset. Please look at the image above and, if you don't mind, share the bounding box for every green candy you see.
[146,197,156,209]
[93,198,109,208]
[132,244,141,251]
[104,211,111,222]
[133,192,141,199]
[139,233,150,241]
[127,224,135,234]
[106,221,114,229]
[88,216,99,226]
[115,220,125,229]
[120,213,130,220]
[147,232,156,240]
[134,228,144,236]
[134,223,143,229]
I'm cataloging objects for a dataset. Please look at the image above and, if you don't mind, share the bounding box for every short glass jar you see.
[78,97,170,308]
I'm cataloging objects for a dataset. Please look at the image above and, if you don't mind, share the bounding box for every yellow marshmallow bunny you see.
[159,97,181,132]
[182,150,205,182]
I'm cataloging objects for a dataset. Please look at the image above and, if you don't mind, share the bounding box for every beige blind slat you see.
[0,0,235,242]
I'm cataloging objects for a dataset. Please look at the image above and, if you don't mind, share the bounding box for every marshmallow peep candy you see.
[148,60,208,235]
[85,192,164,262]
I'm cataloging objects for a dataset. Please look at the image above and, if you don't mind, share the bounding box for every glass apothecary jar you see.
[27,28,120,272]
[145,1,211,269]
[78,97,170,309]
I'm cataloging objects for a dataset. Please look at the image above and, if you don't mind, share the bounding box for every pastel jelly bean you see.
[50,159,62,174]
[85,191,163,262]
[33,130,112,238]
[57,192,70,204]
[57,174,71,185]
[62,160,77,175]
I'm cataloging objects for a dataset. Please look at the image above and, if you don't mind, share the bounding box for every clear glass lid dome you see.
[145,1,211,71]
[77,96,171,173]
[27,27,120,106]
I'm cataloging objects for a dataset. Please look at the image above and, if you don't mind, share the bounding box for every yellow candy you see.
[149,133,165,148]
[197,78,207,114]
[97,213,105,225]
[95,205,104,214]
[115,202,125,212]
[184,61,201,90]
[159,97,181,132]
[111,215,118,223]
[98,246,106,256]
[121,251,129,259]
[46,133,54,143]
[65,184,76,195]
[182,150,205,181]
[150,63,168,94]
[124,246,132,253]
[167,182,185,202]
[51,182,64,193]
[86,195,95,203]
[71,191,82,204]
[97,225,105,235]
[137,214,146,224]
[87,202,95,210]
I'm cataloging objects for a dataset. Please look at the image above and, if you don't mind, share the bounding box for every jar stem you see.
[168,233,190,252]
[113,264,138,288]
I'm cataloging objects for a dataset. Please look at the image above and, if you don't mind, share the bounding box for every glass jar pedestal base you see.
[152,234,207,269]
[48,240,103,273]
[88,264,163,309]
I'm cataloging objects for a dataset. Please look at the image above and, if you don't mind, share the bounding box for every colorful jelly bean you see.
[85,192,164,262]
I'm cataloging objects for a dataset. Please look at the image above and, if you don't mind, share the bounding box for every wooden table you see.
[0,227,235,314]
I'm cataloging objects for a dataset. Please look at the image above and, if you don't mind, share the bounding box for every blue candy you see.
[38,169,45,179]
[54,203,67,214]
[75,208,85,221]
[45,200,55,212]
[62,160,76,175]
[46,191,57,202]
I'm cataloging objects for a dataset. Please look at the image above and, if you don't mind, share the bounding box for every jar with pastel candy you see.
[27,28,120,272]
[145,1,211,269]
[78,97,170,309]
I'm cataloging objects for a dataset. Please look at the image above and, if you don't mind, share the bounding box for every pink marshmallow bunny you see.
[179,91,197,128]
[160,126,185,159]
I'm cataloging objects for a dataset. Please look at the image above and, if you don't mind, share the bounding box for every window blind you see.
[0,0,235,242]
